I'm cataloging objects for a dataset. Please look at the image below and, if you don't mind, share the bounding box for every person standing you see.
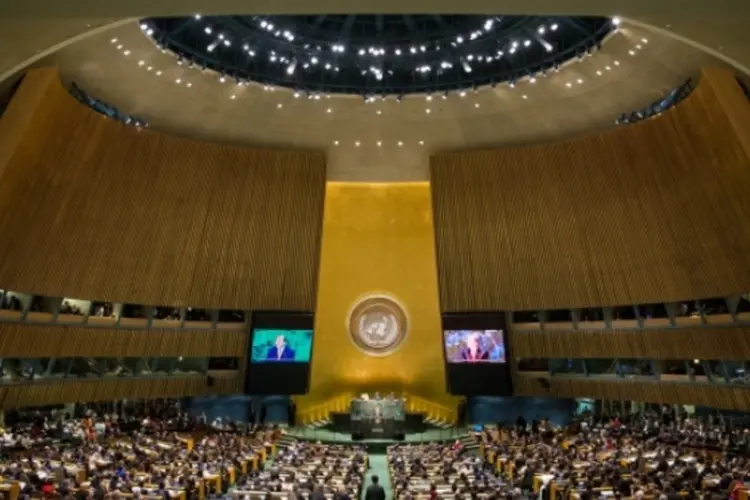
[365,475,386,500]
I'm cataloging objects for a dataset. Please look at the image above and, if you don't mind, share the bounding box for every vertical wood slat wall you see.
[0,323,247,358]
[514,377,750,412]
[512,327,750,360]
[0,67,327,311]
[430,67,750,312]
[0,376,242,410]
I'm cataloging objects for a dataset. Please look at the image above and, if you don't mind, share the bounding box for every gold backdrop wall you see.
[300,182,454,411]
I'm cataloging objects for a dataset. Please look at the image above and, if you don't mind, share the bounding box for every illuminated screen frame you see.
[249,328,314,363]
[441,312,513,396]
[245,311,314,395]
[443,329,507,363]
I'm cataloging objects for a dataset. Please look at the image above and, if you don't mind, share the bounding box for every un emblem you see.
[348,295,408,356]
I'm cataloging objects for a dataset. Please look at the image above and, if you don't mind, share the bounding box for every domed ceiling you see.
[45,17,723,181]
[142,14,613,95]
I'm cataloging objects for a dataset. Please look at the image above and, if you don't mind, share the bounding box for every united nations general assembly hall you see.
[0,1,748,499]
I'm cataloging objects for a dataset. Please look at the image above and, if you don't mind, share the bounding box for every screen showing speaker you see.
[444,329,506,363]
[442,312,513,396]
[245,312,314,395]
[250,329,313,363]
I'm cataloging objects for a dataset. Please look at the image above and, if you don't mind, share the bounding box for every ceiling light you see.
[326,108,332,113]
[425,108,431,114]
[377,141,382,147]
[194,14,201,19]
[577,78,583,84]
[333,140,339,146]
[376,110,382,115]
[459,91,467,97]
[641,38,649,44]
[550,23,558,31]
[123,50,130,56]
[155,71,162,76]
[612,16,621,26]
[398,141,403,146]
[395,48,402,56]
[628,50,636,56]
[146,66,152,71]
[230,95,236,100]
[419,140,424,145]
[596,70,602,76]
[537,26,545,34]
[138,60,144,66]
[140,23,148,30]
[474,103,480,108]
[426,95,433,101]
[116,44,123,50]
[293,92,300,98]
[529,77,537,84]
[524,40,531,47]
[219,77,226,83]
[186,83,192,88]
[355,141,360,147]
[204,27,212,34]
[565,82,572,88]
[456,36,464,43]
[175,78,181,84]
[614,60,620,66]
[522,95,528,99]
[110,38,117,43]
[286,60,297,75]
[605,65,612,71]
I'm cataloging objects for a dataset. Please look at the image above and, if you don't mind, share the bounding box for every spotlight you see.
[612,17,621,26]
[286,60,297,75]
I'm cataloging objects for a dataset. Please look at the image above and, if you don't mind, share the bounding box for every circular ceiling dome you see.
[142,14,615,96]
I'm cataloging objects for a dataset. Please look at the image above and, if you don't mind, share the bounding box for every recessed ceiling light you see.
[219,77,226,83]
[628,50,636,56]
[230,95,236,100]
[614,60,620,66]
[529,77,537,84]
[186,82,192,88]
[459,91,466,97]
[474,103,480,108]
[577,78,583,84]
[326,108,332,113]
[175,78,181,84]
[418,140,424,146]
[398,141,403,146]
[522,95,528,99]
[123,50,130,56]
[377,141,382,147]
[155,71,162,76]
[641,38,648,44]
[605,65,612,71]
[355,141,361,147]
[596,70,602,76]
[565,82,572,88]
[147,66,153,71]
[635,44,642,50]
[425,108,431,114]
[333,140,339,145]
[116,44,123,50]
[138,60,144,66]
[110,38,117,44]
[376,110,382,115]
[277,103,283,108]
[426,95,433,101]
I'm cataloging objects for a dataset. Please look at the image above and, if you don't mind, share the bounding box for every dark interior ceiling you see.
[142,14,614,95]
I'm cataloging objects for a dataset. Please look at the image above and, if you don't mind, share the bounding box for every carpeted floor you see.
[362,454,393,500]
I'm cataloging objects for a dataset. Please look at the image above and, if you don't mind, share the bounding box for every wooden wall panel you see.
[0,323,246,358]
[512,326,750,361]
[431,67,750,311]
[0,375,242,410]
[515,376,750,411]
[0,67,326,310]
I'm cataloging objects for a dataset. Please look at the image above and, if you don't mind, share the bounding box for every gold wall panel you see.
[431,67,750,311]
[0,67,326,310]
[0,375,242,410]
[0,323,246,358]
[515,376,750,412]
[300,182,455,411]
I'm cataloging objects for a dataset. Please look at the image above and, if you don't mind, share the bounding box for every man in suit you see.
[365,475,386,500]
[265,335,296,361]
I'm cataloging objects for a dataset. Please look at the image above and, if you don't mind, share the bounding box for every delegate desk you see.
[351,399,405,439]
